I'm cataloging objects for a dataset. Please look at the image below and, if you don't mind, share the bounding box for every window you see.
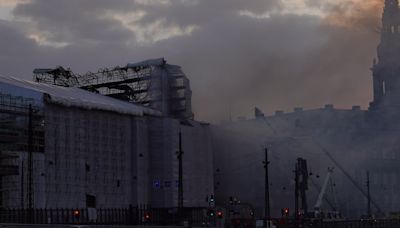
[383,80,386,95]
[86,194,96,208]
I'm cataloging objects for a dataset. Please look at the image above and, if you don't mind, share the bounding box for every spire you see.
[376,0,400,67]
[385,0,399,8]
[369,0,400,111]
[382,0,399,27]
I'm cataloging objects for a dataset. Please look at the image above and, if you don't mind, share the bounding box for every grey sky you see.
[0,0,382,122]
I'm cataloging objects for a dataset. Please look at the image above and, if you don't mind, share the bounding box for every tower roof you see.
[370,0,400,111]
[383,0,399,21]
[385,0,399,7]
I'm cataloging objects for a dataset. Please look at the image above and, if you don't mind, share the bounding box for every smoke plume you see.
[0,0,385,122]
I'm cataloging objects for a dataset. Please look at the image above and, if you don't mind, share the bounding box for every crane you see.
[260,117,384,216]
[314,167,334,212]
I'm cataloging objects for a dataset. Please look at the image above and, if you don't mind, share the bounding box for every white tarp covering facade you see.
[0,74,161,116]
[0,74,213,210]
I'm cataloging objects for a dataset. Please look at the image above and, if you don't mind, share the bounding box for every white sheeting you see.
[0,74,161,116]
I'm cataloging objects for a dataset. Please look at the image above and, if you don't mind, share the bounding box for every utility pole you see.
[21,160,24,208]
[264,148,270,227]
[315,142,384,215]
[177,131,184,209]
[294,162,299,222]
[28,104,33,222]
[367,171,371,218]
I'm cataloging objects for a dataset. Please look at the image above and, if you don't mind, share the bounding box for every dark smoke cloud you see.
[0,0,384,122]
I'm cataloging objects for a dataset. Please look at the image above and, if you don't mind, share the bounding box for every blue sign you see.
[153,180,160,189]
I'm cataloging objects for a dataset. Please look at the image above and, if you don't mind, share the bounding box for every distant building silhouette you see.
[212,0,400,218]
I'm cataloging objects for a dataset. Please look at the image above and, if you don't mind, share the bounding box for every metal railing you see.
[0,206,207,226]
[273,218,400,228]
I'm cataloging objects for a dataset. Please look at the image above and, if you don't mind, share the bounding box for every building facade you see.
[0,74,213,210]
[211,0,400,219]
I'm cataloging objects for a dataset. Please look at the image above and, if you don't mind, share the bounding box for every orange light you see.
[145,213,151,220]
[74,210,80,216]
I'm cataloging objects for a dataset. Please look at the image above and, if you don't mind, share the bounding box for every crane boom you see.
[314,168,333,211]
[313,141,384,216]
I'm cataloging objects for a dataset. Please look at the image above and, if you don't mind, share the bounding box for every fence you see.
[0,206,207,226]
[273,218,400,228]
[321,219,400,228]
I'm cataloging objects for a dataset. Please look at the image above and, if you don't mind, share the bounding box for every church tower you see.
[370,0,400,111]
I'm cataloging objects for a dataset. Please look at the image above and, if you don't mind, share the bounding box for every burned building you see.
[211,0,400,219]
[0,59,213,212]
[2,1,400,222]
[33,58,193,120]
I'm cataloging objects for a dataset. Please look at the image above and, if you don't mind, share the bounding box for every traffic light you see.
[208,209,215,217]
[217,211,223,219]
[281,208,289,216]
[284,208,289,216]
[208,195,215,207]
[209,195,215,203]
[73,210,80,218]
[144,212,151,221]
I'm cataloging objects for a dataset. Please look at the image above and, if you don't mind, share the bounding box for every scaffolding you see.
[0,93,44,209]
[33,58,194,120]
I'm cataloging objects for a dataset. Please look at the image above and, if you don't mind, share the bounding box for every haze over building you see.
[1,0,400,225]
[213,0,400,218]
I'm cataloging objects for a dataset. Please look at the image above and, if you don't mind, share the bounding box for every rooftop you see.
[0,74,161,116]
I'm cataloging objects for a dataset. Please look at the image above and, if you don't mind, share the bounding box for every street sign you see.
[152,179,160,189]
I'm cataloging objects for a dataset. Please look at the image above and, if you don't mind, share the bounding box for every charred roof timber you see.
[33,58,194,120]
[33,67,78,87]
